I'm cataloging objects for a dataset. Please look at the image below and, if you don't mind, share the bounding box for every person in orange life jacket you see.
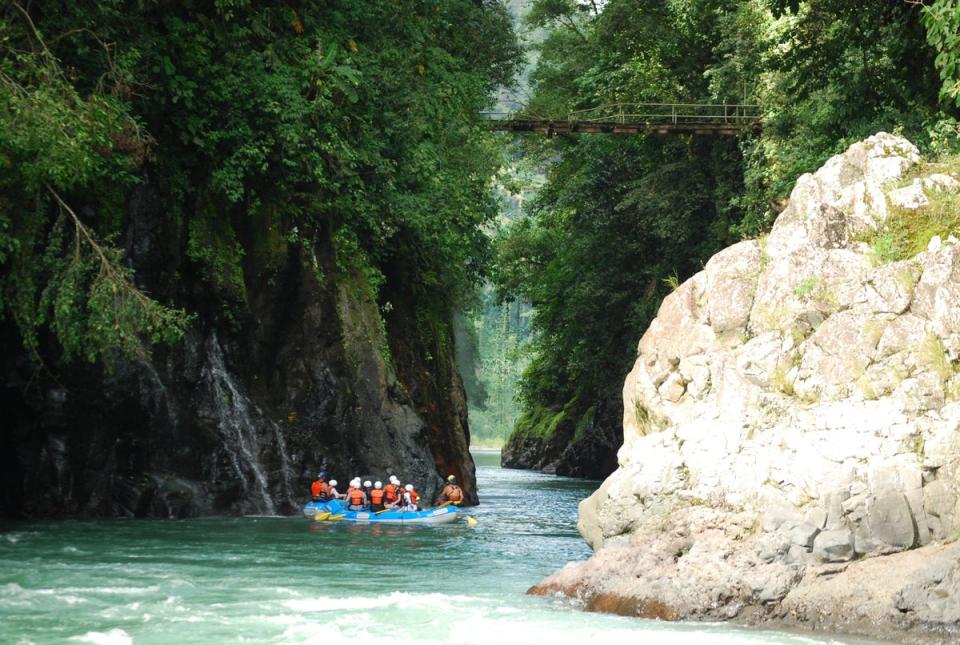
[383,475,401,509]
[346,478,367,511]
[435,475,464,505]
[310,472,329,501]
[369,481,386,512]
[363,480,373,499]
[327,479,340,499]
[401,484,420,511]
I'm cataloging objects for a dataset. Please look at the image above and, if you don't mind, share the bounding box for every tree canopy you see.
[494,0,960,462]
[0,1,521,365]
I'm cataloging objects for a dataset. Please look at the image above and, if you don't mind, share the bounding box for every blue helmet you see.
[318,471,327,479]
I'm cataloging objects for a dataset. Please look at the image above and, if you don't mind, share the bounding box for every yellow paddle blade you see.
[466,516,478,526]
[327,514,344,521]
[314,512,329,521]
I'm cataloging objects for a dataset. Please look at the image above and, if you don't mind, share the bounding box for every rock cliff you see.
[501,401,621,479]
[1,179,476,518]
[531,134,960,642]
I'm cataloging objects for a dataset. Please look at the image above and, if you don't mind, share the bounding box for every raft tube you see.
[302,499,460,525]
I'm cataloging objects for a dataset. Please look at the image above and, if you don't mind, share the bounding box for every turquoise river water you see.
[1,451,871,644]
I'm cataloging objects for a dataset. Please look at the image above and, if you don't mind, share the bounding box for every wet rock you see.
[813,529,854,562]
[503,401,621,480]
[2,179,476,517]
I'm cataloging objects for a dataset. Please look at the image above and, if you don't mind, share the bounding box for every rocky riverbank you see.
[501,400,620,479]
[530,133,960,643]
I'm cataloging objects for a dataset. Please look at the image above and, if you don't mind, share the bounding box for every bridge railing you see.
[568,103,761,125]
[481,103,762,126]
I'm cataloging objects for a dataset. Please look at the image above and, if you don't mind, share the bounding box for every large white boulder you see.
[584,133,960,562]
[541,134,960,639]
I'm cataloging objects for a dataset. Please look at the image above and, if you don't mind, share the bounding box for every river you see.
[1,450,870,644]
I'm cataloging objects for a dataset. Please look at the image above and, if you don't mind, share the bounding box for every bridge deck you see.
[485,103,761,136]
[489,119,757,136]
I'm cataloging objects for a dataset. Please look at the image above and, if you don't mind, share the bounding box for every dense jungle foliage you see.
[459,290,532,446]
[0,1,520,365]
[6,0,960,470]
[494,0,960,461]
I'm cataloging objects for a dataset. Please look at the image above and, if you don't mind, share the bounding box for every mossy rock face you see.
[502,400,620,479]
[502,405,570,471]
[1,213,480,516]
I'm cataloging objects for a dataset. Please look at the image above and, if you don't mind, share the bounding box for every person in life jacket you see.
[310,472,329,501]
[369,481,386,512]
[383,475,400,509]
[346,478,367,511]
[435,475,464,505]
[401,484,420,511]
[327,479,340,499]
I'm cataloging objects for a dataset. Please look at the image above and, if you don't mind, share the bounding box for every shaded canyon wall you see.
[1,178,476,518]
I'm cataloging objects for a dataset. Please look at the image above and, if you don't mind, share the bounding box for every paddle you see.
[313,512,330,521]
[434,500,476,524]
[443,500,476,525]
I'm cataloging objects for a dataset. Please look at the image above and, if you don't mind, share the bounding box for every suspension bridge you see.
[485,102,761,136]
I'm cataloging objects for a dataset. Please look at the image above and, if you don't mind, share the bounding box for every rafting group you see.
[309,471,463,513]
[305,471,466,524]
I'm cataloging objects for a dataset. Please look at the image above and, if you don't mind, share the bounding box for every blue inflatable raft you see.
[303,499,460,525]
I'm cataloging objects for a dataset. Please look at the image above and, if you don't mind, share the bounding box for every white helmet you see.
[351,478,361,487]
[404,484,413,492]
[329,480,337,487]
[363,480,372,488]
[374,481,383,489]
[389,475,400,485]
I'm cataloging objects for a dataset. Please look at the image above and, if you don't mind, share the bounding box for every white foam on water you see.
[61,586,160,596]
[443,612,836,645]
[171,615,206,624]
[284,591,475,613]
[242,514,286,519]
[268,593,857,645]
[279,622,345,644]
[68,628,132,645]
[100,602,142,618]
[280,624,433,645]
[0,583,86,607]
